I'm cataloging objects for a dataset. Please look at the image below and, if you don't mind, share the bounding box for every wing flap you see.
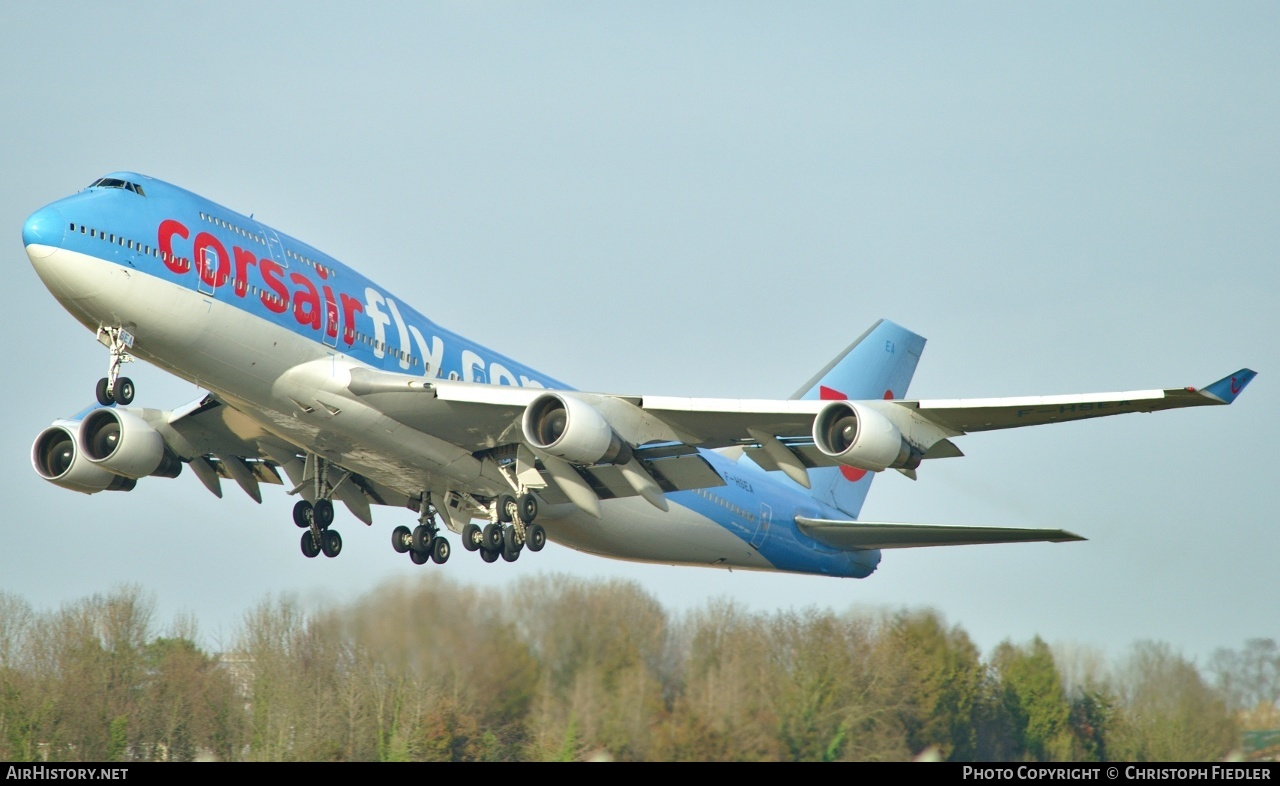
[645,453,726,493]
[794,516,1085,550]
[515,451,727,509]
[745,438,964,473]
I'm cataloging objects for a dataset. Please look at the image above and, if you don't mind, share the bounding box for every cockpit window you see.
[88,178,145,196]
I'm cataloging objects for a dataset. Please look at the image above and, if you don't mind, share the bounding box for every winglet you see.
[1199,369,1257,404]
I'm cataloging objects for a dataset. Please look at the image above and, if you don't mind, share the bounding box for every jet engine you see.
[522,393,634,466]
[77,408,183,480]
[31,421,136,494]
[812,400,922,472]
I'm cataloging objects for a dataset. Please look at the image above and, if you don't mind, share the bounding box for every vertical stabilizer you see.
[791,319,926,518]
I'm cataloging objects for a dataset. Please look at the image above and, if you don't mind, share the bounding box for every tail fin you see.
[792,319,926,518]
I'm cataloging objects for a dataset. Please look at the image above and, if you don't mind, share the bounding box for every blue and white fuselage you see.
[24,172,883,578]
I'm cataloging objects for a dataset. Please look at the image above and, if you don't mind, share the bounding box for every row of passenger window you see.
[285,247,336,280]
[199,210,266,248]
[78,211,340,287]
[71,222,170,262]
[692,487,757,522]
[197,210,337,280]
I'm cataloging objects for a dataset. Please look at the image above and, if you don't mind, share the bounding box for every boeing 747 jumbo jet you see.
[22,173,1256,577]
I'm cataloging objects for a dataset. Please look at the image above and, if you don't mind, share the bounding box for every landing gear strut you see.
[95,326,136,405]
[296,456,344,559]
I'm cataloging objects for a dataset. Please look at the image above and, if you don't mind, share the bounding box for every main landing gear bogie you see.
[293,462,344,560]
[398,495,451,566]
[473,491,545,566]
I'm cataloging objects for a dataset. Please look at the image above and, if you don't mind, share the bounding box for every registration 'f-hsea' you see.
[22,173,1257,575]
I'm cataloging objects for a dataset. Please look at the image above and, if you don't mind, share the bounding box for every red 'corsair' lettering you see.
[156,217,362,346]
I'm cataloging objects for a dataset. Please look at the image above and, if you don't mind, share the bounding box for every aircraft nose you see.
[23,205,66,258]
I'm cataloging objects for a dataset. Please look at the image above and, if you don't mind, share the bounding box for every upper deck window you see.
[88,178,145,196]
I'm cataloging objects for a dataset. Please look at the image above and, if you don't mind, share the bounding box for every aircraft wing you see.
[350,363,1256,441]
[635,368,1258,446]
[794,516,1085,550]
[330,364,1257,515]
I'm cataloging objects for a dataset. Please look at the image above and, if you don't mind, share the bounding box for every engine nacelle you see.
[812,401,921,473]
[31,422,137,494]
[522,393,634,466]
[78,408,183,480]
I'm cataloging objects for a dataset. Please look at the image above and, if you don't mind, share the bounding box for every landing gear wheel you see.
[293,500,314,528]
[114,377,135,406]
[503,524,523,553]
[321,529,342,558]
[391,525,412,554]
[501,542,521,563]
[496,494,517,523]
[527,523,547,552]
[412,524,433,553]
[313,499,335,529]
[518,493,538,523]
[409,548,429,565]
[430,537,450,564]
[479,547,499,563]
[483,522,504,550]
[462,523,483,552]
[300,531,320,558]
[95,378,114,406]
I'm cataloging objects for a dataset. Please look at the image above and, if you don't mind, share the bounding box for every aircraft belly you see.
[546,497,778,571]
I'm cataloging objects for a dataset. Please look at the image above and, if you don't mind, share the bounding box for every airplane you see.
[22,172,1256,579]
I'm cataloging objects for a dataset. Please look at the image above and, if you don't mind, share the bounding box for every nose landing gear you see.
[94,326,136,405]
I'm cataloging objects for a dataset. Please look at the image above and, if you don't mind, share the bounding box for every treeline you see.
[0,578,1272,762]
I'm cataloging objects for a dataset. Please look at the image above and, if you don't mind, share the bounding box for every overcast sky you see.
[2,2,1276,664]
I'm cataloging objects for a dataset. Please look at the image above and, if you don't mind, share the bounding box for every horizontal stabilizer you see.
[794,516,1085,550]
